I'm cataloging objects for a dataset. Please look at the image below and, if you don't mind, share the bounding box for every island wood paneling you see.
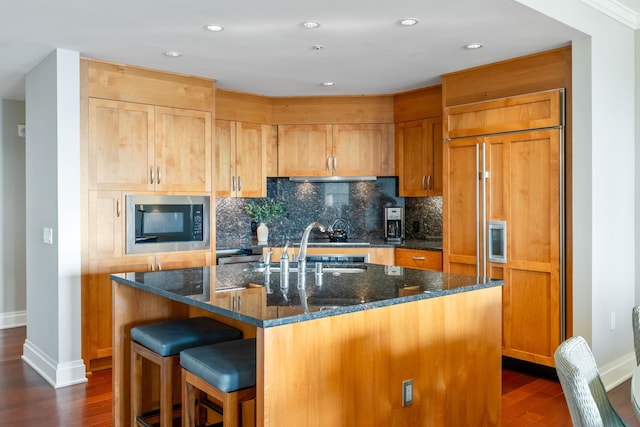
[258,286,502,427]
[393,85,443,123]
[82,58,214,112]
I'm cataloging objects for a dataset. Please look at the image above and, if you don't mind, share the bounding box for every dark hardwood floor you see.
[1,326,638,426]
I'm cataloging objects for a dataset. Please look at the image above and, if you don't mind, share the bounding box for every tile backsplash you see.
[216,177,442,246]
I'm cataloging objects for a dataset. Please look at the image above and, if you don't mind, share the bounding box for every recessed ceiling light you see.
[163,51,182,57]
[400,18,419,26]
[321,82,335,87]
[302,21,320,29]
[205,24,224,32]
[464,43,484,50]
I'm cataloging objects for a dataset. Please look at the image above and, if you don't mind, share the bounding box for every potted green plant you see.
[243,199,288,243]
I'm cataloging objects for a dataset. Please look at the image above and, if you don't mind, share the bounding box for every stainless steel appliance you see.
[384,207,404,242]
[126,194,210,254]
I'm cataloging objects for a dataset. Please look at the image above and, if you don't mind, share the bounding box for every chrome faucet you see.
[297,221,326,274]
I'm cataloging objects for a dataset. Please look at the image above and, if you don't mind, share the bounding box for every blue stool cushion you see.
[180,338,256,393]
[131,317,242,357]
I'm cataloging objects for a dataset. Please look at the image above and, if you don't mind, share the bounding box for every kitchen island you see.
[111,262,503,427]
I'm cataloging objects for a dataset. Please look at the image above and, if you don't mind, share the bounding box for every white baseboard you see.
[600,350,636,390]
[0,310,27,329]
[22,339,87,388]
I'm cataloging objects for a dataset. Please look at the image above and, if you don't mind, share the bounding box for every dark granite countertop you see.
[111,262,500,329]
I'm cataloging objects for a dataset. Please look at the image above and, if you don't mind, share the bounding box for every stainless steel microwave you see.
[125,195,210,254]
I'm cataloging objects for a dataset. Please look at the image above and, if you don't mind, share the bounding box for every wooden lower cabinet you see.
[82,251,212,372]
[394,248,442,271]
[210,285,265,318]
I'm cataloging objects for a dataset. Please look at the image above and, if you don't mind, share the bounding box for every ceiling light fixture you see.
[321,82,335,87]
[464,43,484,50]
[163,50,182,57]
[302,21,320,29]
[205,24,224,32]
[400,18,419,26]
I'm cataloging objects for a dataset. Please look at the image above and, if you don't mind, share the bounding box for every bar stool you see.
[181,338,257,427]
[130,317,243,427]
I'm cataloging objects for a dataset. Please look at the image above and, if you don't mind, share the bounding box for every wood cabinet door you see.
[155,107,211,192]
[88,190,124,260]
[88,98,154,191]
[235,122,266,197]
[277,124,332,177]
[492,130,562,366]
[397,118,442,197]
[154,251,212,271]
[215,119,235,197]
[83,256,154,372]
[442,137,482,277]
[332,124,392,176]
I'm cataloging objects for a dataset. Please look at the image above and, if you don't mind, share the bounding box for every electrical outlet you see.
[17,124,26,138]
[413,221,420,233]
[402,379,413,407]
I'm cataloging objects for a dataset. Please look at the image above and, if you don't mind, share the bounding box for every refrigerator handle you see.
[482,143,487,280]
[475,144,481,279]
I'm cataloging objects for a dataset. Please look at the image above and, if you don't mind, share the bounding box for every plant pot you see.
[257,222,269,243]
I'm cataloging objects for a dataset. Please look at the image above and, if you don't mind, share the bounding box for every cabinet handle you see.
[427,175,432,190]
[238,176,242,192]
[421,176,426,189]
[237,295,242,311]
[327,157,331,172]
[116,199,121,217]
[157,263,162,271]
[333,157,337,172]
[232,295,237,311]
[157,167,161,184]
[232,176,236,191]
[412,256,426,261]
[150,167,154,184]
[149,263,155,271]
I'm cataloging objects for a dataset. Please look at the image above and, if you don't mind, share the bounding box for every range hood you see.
[289,176,377,182]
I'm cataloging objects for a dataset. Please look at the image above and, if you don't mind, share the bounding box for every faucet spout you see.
[297,221,326,274]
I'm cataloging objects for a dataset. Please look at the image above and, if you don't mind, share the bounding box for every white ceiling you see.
[1,0,636,101]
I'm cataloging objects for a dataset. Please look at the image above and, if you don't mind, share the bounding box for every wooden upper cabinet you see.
[215,120,268,198]
[277,123,393,177]
[155,107,211,193]
[277,124,332,177]
[396,117,443,197]
[88,98,211,192]
[88,98,155,191]
[332,124,394,176]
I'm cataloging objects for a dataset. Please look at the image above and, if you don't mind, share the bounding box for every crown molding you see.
[582,0,640,29]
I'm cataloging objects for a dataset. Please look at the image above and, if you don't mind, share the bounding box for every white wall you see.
[0,99,26,328]
[517,0,637,387]
[22,48,86,388]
